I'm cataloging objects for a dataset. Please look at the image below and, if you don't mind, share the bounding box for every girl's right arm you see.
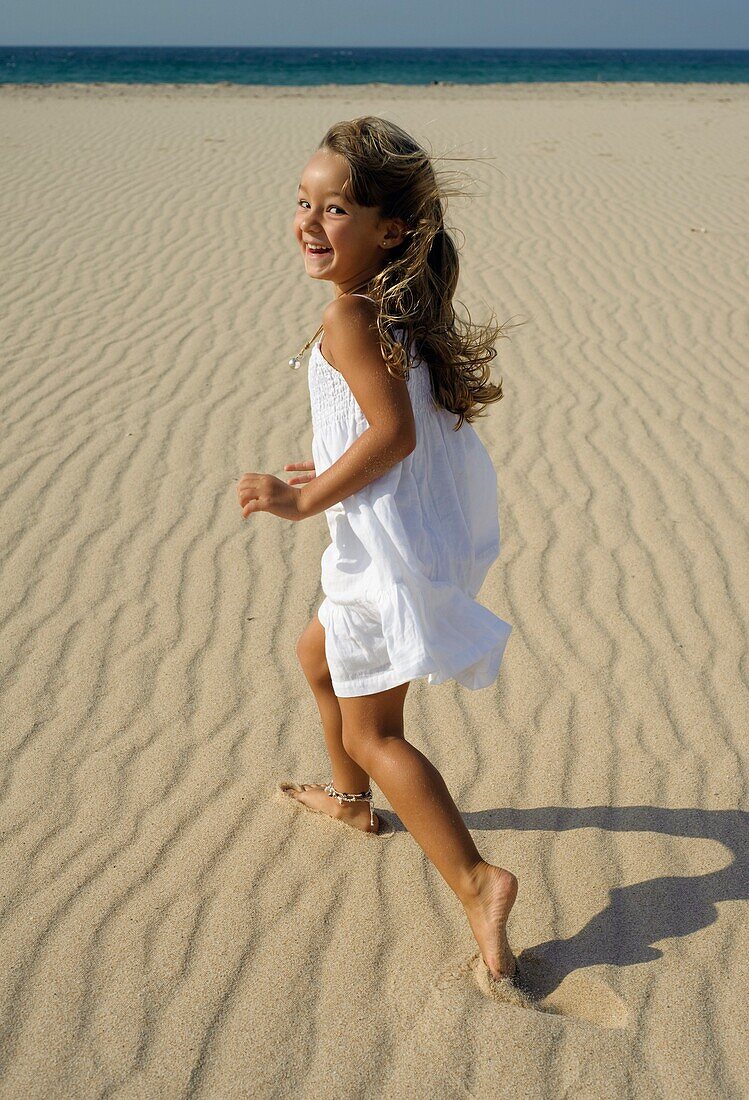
[284,460,316,486]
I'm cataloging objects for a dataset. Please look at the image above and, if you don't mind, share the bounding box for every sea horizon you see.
[1,45,748,85]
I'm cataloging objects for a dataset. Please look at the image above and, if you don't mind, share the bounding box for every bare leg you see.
[338,682,519,981]
[289,614,379,832]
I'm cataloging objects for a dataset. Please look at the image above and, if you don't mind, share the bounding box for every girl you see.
[237,117,522,986]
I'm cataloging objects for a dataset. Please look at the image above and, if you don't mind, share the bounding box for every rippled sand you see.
[0,81,747,1099]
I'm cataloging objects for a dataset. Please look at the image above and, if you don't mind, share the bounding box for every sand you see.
[0,80,747,1099]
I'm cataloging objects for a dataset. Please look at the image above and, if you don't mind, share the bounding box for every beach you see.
[0,81,747,1098]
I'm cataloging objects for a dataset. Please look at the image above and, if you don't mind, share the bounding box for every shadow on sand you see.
[428,804,745,1021]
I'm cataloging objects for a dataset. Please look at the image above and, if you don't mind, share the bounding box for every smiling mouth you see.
[306,245,333,256]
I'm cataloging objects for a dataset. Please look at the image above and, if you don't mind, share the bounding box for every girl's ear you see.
[381,218,410,250]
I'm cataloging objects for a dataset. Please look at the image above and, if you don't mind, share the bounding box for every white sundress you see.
[309,294,513,698]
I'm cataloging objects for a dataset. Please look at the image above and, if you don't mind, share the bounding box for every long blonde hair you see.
[317,116,525,430]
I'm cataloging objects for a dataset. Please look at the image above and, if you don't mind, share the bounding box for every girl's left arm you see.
[236,296,415,523]
[298,295,416,518]
[236,420,413,522]
[298,424,414,518]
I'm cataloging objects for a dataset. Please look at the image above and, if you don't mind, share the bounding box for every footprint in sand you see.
[436,950,629,1029]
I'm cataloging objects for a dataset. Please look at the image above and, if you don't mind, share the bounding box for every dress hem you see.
[326,635,511,698]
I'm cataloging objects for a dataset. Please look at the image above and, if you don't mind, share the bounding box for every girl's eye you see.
[297,199,346,214]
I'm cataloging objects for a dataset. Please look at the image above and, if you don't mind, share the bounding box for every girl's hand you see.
[236,472,304,522]
[283,459,316,486]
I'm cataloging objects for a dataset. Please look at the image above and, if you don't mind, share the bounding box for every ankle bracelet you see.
[323,781,376,829]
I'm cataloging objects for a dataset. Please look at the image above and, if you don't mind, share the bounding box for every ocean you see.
[1,46,748,85]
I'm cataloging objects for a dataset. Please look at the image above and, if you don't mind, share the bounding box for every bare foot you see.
[285,783,380,834]
[460,863,519,982]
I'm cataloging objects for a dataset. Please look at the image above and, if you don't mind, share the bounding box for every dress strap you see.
[349,293,377,304]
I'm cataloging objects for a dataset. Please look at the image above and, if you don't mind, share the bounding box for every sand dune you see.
[0,81,747,1098]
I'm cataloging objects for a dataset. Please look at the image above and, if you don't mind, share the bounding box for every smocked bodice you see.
[308,335,438,431]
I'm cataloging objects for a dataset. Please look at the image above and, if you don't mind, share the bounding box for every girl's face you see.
[294,149,406,296]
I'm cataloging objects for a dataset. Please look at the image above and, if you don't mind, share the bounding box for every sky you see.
[2,0,747,50]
